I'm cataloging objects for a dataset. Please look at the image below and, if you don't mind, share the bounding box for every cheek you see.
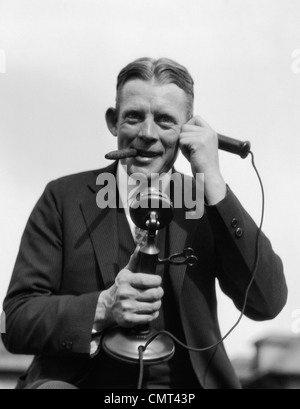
[161,132,180,151]
[118,125,138,141]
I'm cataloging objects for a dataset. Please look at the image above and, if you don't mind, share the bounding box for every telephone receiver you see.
[218,134,251,159]
[105,134,251,161]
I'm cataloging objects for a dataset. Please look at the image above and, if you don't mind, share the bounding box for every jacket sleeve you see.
[206,188,287,321]
[2,181,100,356]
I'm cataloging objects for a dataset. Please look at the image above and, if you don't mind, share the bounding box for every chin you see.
[128,165,158,179]
[125,159,160,177]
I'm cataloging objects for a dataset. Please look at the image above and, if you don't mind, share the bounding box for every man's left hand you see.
[179,115,227,205]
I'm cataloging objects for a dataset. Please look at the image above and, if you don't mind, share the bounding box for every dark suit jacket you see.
[2,162,287,389]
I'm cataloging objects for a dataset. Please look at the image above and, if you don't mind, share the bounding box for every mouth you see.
[132,149,162,164]
[134,149,161,158]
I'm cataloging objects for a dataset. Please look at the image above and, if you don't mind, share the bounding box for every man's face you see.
[113,79,190,177]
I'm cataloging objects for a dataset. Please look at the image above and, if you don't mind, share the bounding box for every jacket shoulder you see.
[40,163,117,209]
[49,169,99,189]
[46,163,117,194]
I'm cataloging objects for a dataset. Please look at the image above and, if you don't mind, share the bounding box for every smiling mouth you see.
[135,150,161,158]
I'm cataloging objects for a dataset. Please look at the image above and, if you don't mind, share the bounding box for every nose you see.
[138,118,158,142]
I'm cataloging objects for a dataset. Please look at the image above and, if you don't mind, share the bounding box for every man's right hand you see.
[94,247,164,329]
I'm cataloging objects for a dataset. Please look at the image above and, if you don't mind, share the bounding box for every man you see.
[2,58,287,389]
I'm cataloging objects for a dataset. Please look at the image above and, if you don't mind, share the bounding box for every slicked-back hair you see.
[116,57,194,118]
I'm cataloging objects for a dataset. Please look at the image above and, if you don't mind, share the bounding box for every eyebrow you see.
[122,108,179,123]
[122,109,143,117]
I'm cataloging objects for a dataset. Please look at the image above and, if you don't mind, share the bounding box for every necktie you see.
[134,226,148,247]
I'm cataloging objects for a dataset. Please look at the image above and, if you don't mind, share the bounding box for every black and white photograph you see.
[0,0,299,391]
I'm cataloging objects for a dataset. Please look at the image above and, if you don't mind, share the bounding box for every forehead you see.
[118,79,189,115]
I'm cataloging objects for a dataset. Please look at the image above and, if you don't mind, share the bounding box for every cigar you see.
[105,148,138,160]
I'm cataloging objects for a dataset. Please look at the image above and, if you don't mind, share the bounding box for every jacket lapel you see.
[168,171,202,303]
[169,206,199,305]
[80,163,119,289]
[80,164,201,297]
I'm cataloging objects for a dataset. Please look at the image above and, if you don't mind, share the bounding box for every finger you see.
[181,125,216,135]
[125,246,141,272]
[179,136,199,149]
[181,125,203,133]
[179,139,193,160]
[129,311,160,325]
[121,310,160,327]
[180,134,217,148]
[135,287,164,302]
[184,115,213,129]
[130,273,162,289]
[135,300,162,314]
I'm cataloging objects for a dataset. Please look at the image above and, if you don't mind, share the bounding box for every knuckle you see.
[152,287,163,300]
[150,276,161,288]
[156,300,162,310]
[123,313,134,327]
[135,303,145,313]
[151,301,161,312]
[158,287,164,298]
[146,287,163,301]
[121,300,131,311]
[150,311,159,322]
[118,287,130,300]
[156,276,163,285]
[132,274,146,287]
[139,276,148,287]
[116,269,130,284]
[146,315,154,323]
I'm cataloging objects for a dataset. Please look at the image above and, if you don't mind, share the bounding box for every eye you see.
[124,111,143,124]
[157,115,176,126]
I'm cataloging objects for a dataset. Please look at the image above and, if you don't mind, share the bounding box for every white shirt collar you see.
[117,162,172,238]
[117,162,172,210]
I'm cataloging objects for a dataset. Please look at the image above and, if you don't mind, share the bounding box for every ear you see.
[105,108,118,137]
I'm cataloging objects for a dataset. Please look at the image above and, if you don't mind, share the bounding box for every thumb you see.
[126,246,141,272]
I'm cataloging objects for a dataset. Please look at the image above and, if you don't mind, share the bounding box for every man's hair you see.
[116,57,194,118]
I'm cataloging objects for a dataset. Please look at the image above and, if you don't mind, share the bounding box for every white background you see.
[0,0,300,360]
